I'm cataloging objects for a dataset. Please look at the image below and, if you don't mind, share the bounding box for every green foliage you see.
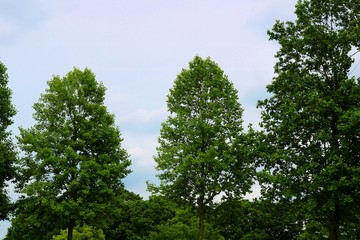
[211,198,302,240]
[258,0,360,238]
[153,55,253,239]
[52,225,105,240]
[4,196,63,240]
[0,60,16,221]
[102,189,142,239]
[298,220,328,240]
[13,67,131,239]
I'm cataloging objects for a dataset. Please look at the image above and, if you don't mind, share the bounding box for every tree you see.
[152,56,253,240]
[15,68,131,240]
[257,0,360,239]
[0,60,16,221]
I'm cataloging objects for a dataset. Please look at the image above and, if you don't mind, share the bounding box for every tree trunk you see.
[67,219,75,240]
[328,205,340,240]
[198,199,205,240]
[197,160,206,240]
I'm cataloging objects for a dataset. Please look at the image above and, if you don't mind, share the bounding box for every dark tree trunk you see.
[198,197,205,240]
[328,204,340,240]
[67,219,75,240]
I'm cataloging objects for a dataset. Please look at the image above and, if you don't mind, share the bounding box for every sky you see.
[0,0,298,237]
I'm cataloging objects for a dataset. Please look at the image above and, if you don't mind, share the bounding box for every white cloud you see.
[127,146,145,158]
[127,145,156,168]
[122,131,159,167]
[120,107,167,125]
[0,17,17,38]
[245,182,262,200]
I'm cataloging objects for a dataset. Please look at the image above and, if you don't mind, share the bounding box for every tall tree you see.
[257,1,360,239]
[15,68,131,240]
[152,56,253,240]
[0,60,16,221]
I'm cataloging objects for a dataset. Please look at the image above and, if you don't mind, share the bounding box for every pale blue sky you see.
[0,0,297,237]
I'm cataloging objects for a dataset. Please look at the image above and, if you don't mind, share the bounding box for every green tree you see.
[0,60,16,221]
[257,0,360,239]
[152,56,253,240]
[15,68,131,240]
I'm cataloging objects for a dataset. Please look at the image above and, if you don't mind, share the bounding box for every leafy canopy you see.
[154,55,253,203]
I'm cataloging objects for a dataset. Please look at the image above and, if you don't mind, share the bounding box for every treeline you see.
[1,0,360,239]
